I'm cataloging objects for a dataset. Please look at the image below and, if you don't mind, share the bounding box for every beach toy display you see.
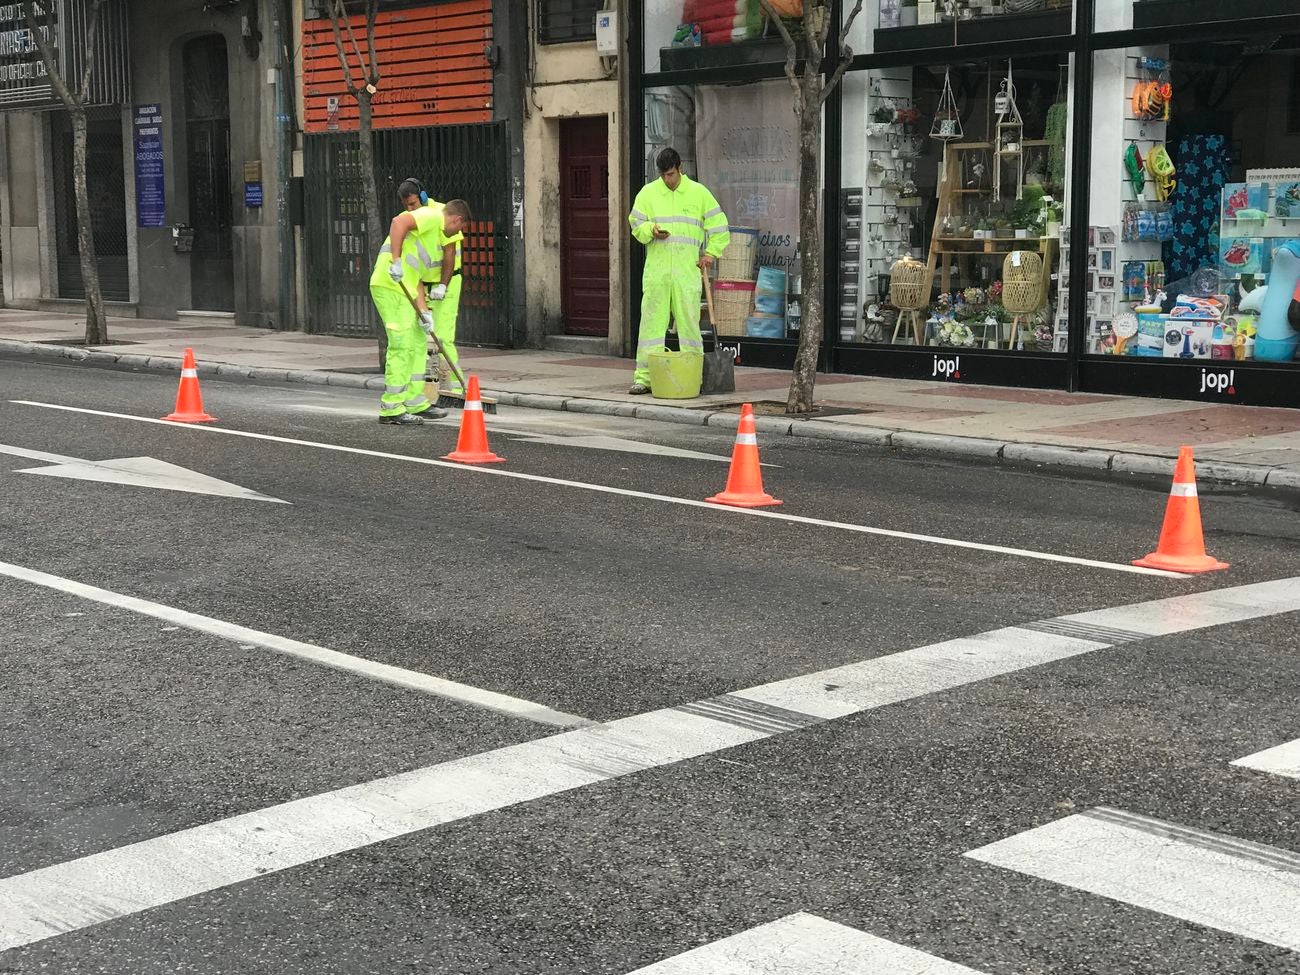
[1255,240,1300,361]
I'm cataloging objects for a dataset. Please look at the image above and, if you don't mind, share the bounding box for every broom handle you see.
[397,279,468,392]
[701,265,717,337]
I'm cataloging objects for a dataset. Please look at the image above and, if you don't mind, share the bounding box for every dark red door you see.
[559,116,610,336]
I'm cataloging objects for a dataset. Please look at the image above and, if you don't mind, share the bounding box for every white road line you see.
[1232,738,1300,780]
[965,807,1300,952]
[1,577,1296,953]
[9,401,1181,577]
[0,560,590,730]
[624,912,988,974]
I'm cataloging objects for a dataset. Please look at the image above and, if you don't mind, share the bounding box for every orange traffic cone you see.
[1133,446,1228,573]
[442,375,504,465]
[163,348,216,423]
[706,404,781,508]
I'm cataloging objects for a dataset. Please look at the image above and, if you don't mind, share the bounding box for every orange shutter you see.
[303,1,493,133]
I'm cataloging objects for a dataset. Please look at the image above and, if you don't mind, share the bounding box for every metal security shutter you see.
[538,0,604,43]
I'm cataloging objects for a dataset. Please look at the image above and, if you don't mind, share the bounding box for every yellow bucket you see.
[647,348,703,399]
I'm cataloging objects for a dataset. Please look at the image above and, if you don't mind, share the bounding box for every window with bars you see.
[538,0,605,44]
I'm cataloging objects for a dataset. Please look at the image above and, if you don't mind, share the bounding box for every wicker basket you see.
[712,280,755,335]
[888,259,932,311]
[716,228,759,281]
[1002,251,1045,313]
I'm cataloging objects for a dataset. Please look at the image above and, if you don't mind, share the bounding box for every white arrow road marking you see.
[1,576,1297,952]
[0,444,287,504]
[509,433,736,463]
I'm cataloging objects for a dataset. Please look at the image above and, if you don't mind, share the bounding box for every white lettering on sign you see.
[1199,368,1236,396]
[718,342,741,365]
[932,355,961,380]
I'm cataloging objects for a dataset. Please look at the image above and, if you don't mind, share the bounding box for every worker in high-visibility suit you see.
[627,147,730,395]
[368,180,469,424]
[420,198,470,395]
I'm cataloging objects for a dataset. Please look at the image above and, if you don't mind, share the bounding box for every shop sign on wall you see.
[133,103,166,227]
[933,354,961,380]
[0,0,129,111]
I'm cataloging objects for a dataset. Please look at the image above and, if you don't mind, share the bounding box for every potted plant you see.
[871,106,895,124]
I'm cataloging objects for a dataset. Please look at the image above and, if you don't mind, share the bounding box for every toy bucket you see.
[647,348,704,399]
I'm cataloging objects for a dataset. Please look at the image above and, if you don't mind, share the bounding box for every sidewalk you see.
[2,308,1298,488]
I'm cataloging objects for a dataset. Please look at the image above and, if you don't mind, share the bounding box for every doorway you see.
[51,110,129,301]
[559,116,610,337]
[183,34,234,312]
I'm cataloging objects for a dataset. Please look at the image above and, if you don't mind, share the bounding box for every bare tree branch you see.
[76,0,106,103]
[21,1,75,108]
[364,0,380,87]
[802,2,827,70]
[328,0,362,95]
[758,0,800,101]
[339,0,371,84]
[820,0,863,106]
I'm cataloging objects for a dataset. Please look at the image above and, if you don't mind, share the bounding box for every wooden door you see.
[559,117,610,336]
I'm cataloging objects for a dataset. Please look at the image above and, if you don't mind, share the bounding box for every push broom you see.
[396,280,498,414]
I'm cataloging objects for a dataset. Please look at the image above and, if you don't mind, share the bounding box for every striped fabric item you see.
[682,0,760,44]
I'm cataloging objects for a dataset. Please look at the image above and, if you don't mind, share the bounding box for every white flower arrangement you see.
[937,321,976,347]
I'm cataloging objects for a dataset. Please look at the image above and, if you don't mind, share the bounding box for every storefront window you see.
[643,1,794,74]
[1087,42,1300,367]
[643,80,804,342]
[875,0,1074,52]
[840,55,1071,353]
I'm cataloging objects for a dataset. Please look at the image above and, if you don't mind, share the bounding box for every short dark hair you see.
[397,178,424,200]
[656,147,682,174]
[443,198,472,221]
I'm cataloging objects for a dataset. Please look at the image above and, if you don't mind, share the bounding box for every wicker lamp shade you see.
[1001,251,1044,313]
[889,258,932,311]
[889,258,931,344]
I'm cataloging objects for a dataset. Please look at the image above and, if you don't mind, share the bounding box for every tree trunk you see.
[356,90,382,253]
[787,77,823,414]
[71,109,108,344]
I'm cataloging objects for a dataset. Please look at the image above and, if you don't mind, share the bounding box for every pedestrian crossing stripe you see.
[624,912,988,974]
[965,807,1300,952]
[1232,738,1300,781]
[4,577,1300,953]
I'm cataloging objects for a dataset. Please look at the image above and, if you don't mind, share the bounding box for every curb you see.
[1,337,1291,492]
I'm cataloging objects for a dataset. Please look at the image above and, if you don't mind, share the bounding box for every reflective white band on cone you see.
[181,369,198,378]
[1170,483,1197,498]
[736,433,758,446]
[465,401,483,412]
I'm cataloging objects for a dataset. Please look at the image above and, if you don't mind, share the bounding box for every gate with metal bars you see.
[304,122,512,346]
[51,109,131,302]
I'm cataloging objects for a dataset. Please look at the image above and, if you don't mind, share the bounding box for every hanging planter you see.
[993,63,1025,202]
[930,66,963,142]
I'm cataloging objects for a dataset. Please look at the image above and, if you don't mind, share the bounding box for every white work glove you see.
[418,311,434,334]
[427,283,448,301]
[388,261,404,283]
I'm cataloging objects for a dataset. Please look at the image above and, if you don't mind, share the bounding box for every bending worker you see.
[367,179,469,424]
[422,197,470,396]
[626,147,729,395]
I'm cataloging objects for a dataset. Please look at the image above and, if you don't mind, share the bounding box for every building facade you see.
[0,0,289,326]
[631,0,1300,407]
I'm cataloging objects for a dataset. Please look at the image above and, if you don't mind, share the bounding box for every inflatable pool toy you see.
[1255,240,1300,361]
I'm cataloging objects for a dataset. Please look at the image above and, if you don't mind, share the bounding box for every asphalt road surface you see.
[1,355,1298,975]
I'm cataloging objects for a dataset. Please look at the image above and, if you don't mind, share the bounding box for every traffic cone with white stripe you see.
[442,375,504,464]
[1133,446,1228,573]
[706,404,781,508]
[162,348,216,423]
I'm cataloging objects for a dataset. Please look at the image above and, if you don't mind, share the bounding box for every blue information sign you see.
[244,182,263,208]
[133,104,166,228]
